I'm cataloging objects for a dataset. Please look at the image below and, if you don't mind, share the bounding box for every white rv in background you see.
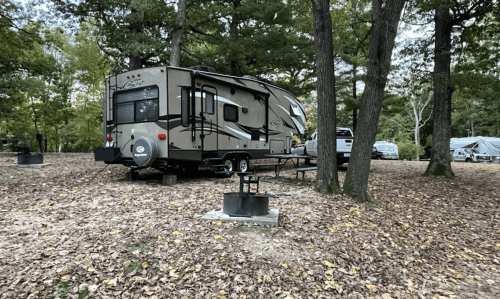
[373,141,399,160]
[450,137,500,163]
[94,66,307,174]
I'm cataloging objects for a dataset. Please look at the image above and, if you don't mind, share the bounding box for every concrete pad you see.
[17,163,52,169]
[201,208,279,227]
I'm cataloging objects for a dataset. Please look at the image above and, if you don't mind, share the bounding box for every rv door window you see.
[181,88,190,126]
[205,92,214,115]
[224,104,238,122]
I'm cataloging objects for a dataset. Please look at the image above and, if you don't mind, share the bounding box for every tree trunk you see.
[128,56,143,71]
[312,0,340,194]
[424,6,455,177]
[352,64,358,133]
[343,0,406,202]
[169,0,188,67]
[230,1,240,76]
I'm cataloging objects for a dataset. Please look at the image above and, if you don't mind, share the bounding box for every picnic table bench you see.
[295,166,318,184]
[251,162,283,175]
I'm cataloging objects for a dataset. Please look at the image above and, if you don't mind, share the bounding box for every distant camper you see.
[373,141,399,160]
[94,66,307,173]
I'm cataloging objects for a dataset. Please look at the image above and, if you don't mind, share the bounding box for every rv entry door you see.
[200,86,218,152]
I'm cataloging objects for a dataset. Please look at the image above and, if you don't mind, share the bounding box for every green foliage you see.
[77,288,90,299]
[365,198,379,209]
[396,140,425,160]
[51,280,71,299]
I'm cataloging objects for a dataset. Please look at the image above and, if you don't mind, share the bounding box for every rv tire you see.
[237,157,249,172]
[223,157,235,172]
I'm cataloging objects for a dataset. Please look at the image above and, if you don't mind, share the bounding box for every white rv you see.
[450,136,500,163]
[94,66,306,174]
[373,141,399,160]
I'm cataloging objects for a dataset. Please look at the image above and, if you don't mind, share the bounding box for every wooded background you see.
[1,0,499,161]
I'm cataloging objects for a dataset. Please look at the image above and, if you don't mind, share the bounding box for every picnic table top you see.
[264,154,310,159]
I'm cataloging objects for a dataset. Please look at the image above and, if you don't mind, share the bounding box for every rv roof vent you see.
[189,66,215,73]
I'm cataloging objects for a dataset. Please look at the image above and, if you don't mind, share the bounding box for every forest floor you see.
[0,152,499,299]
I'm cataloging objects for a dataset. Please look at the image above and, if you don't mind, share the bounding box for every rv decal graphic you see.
[270,119,281,126]
[277,104,305,134]
[123,78,144,89]
[217,96,241,107]
[225,126,253,140]
[235,123,280,137]
[175,92,241,108]
[284,95,306,123]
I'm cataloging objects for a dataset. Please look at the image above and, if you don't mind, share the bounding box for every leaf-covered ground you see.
[0,153,499,299]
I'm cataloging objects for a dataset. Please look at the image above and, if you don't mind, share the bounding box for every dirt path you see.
[0,153,499,298]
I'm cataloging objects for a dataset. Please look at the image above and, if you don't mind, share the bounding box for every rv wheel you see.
[237,157,249,172]
[223,158,235,172]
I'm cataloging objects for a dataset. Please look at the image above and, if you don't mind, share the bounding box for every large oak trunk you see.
[424,6,455,177]
[312,0,340,194]
[343,0,406,202]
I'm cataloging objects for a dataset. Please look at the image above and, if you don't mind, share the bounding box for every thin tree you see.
[343,0,406,202]
[408,91,432,160]
[312,0,340,194]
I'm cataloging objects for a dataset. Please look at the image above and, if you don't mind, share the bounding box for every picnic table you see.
[264,154,311,181]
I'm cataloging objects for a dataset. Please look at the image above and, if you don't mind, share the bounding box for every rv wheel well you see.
[223,153,251,162]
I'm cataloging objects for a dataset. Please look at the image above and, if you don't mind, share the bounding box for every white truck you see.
[302,127,354,165]
[451,148,492,163]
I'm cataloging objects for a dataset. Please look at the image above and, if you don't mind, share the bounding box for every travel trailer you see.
[450,136,500,163]
[94,66,306,174]
[373,141,399,160]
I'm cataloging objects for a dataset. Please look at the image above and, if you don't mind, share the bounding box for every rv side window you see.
[205,92,214,115]
[181,88,190,126]
[224,104,238,122]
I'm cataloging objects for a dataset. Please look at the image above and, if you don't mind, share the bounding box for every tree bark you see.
[353,64,358,133]
[312,0,340,194]
[424,6,455,177]
[230,1,241,76]
[169,0,188,67]
[343,0,406,202]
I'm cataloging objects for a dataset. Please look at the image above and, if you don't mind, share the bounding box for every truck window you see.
[336,129,352,137]
[181,88,190,126]
[224,104,238,122]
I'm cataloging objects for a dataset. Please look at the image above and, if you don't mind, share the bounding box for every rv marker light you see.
[137,74,141,77]
[127,76,130,79]
[158,134,166,140]
[132,75,135,78]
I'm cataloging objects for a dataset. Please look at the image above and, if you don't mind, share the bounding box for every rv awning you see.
[195,73,270,97]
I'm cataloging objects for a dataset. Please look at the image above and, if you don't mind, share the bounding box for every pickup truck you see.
[302,127,354,165]
[452,148,492,163]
